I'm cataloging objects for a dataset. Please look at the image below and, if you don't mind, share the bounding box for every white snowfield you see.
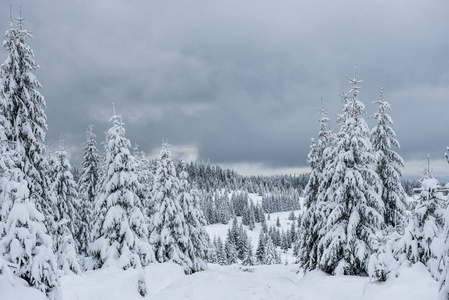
[0,261,437,300]
[0,209,439,299]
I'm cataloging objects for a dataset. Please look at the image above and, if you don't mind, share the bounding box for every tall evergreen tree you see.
[78,125,100,256]
[370,86,406,227]
[52,137,80,273]
[298,104,334,272]
[133,144,153,215]
[151,143,192,272]
[90,112,153,273]
[317,70,384,275]
[178,165,209,273]
[0,13,60,298]
[0,11,53,219]
[0,136,60,298]
[401,157,444,266]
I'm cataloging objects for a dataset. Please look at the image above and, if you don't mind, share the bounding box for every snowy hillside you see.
[206,209,301,263]
[0,204,439,300]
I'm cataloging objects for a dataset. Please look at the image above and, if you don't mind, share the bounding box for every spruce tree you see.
[78,125,100,256]
[0,14,60,298]
[0,151,59,298]
[52,137,80,273]
[371,86,406,227]
[151,143,192,272]
[256,231,266,263]
[133,144,154,220]
[298,104,333,272]
[90,112,153,272]
[317,70,384,275]
[0,12,53,220]
[263,237,279,265]
[242,239,255,266]
[401,157,444,266]
[178,165,209,273]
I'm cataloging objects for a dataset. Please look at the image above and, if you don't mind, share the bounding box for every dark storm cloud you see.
[1,0,449,175]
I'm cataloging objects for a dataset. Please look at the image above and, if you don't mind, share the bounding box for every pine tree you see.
[178,165,209,273]
[78,126,100,257]
[90,112,153,271]
[401,157,444,266]
[288,210,296,221]
[224,237,237,264]
[256,231,266,263]
[0,153,60,298]
[317,70,384,275]
[242,239,255,266]
[263,237,279,265]
[151,143,192,272]
[133,144,154,221]
[216,237,227,266]
[0,14,60,298]
[0,11,54,221]
[370,86,406,228]
[297,104,334,272]
[52,137,80,273]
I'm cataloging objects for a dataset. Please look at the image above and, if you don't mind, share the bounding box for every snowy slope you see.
[4,261,435,300]
[206,209,301,263]
[0,196,440,300]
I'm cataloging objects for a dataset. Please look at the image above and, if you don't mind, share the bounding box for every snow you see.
[1,260,437,300]
[0,272,46,300]
[0,203,440,300]
[206,209,301,263]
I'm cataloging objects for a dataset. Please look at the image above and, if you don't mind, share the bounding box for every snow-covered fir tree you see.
[436,200,449,299]
[77,125,100,257]
[90,111,153,273]
[263,236,280,265]
[370,86,406,228]
[401,157,444,267]
[0,147,60,298]
[0,13,60,299]
[317,70,384,275]
[256,231,266,263]
[51,137,80,273]
[151,143,192,272]
[297,104,334,272]
[133,144,154,218]
[0,12,54,220]
[178,164,209,273]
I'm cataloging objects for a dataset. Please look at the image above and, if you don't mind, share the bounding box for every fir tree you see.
[0,11,53,221]
[242,239,255,266]
[52,137,80,273]
[0,157,60,298]
[401,157,444,267]
[256,231,266,263]
[178,165,209,273]
[151,143,192,272]
[78,125,100,256]
[297,103,334,272]
[317,70,384,275]
[90,111,153,272]
[0,14,60,298]
[263,237,279,265]
[371,86,406,228]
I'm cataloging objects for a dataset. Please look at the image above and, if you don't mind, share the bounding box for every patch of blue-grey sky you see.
[2,0,448,178]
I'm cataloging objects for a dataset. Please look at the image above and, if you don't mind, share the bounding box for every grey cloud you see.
[1,0,449,174]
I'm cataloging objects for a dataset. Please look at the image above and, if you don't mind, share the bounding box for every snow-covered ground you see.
[0,205,440,300]
[1,260,437,300]
[206,210,301,262]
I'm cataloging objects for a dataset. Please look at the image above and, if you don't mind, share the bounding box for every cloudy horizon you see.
[1,1,448,178]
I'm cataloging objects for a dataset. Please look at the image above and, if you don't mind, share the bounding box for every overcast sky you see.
[2,1,449,178]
